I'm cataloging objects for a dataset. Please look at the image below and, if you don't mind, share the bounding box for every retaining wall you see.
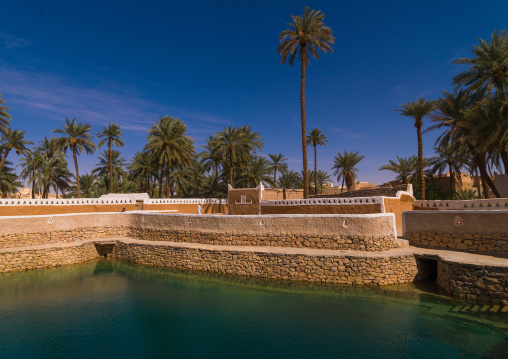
[403,210,508,257]
[0,212,400,252]
[109,242,419,285]
[437,260,508,304]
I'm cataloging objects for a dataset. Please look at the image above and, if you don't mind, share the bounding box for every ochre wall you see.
[143,203,227,214]
[260,204,381,215]
[383,194,414,226]
[0,204,136,216]
[228,188,261,215]
[0,203,227,216]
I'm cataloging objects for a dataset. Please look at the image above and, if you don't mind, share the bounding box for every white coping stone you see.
[414,198,508,210]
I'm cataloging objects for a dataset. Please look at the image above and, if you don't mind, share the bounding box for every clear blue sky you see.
[1,0,507,186]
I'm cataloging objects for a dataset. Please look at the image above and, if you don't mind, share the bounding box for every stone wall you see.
[0,243,99,273]
[408,232,508,258]
[110,242,419,285]
[311,184,411,199]
[437,260,508,305]
[404,210,508,257]
[0,226,128,249]
[128,228,401,251]
[260,204,382,215]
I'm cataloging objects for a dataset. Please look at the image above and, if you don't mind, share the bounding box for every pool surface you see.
[0,259,506,358]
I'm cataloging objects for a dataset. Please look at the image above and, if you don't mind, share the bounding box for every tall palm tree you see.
[431,144,466,199]
[40,156,72,198]
[278,7,334,199]
[267,153,288,186]
[453,29,508,102]
[145,116,195,197]
[97,123,125,193]
[332,150,365,191]
[36,136,64,160]
[19,151,44,198]
[396,98,434,199]
[379,156,418,184]
[306,128,328,194]
[0,94,12,135]
[0,128,33,172]
[215,126,263,187]
[53,117,97,198]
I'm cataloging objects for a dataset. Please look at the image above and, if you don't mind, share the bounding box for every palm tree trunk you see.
[273,169,277,188]
[475,166,482,198]
[229,150,234,187]
[215,161,219,191]
[448,163,454,200]
[158,166,164,198]
[73,147,80,198]
[416,124,425,200]
[165,160,170,198]
[109,141,113,193]
[314,145,318,195]
[341,175,345,193]
[0,150,10,172]
[478,154,501,198]
[31,166,36,199]
[300,49,309,199]
[501,148,508,175]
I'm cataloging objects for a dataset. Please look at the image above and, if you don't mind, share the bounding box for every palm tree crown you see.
[332,150,365,192]
[396,98,434,199]
[306,128,328,194]
[0,94,12,135]
[53,117,97,198]
[267,153,288,186]
[278,7,334,199]
[0,128,33,172]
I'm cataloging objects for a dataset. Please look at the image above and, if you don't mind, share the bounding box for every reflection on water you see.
[0,259,506,359]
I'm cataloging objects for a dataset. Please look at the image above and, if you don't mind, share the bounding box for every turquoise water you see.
[0,260,506,358]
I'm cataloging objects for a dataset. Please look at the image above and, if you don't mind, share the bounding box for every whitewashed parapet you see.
[146,198,228,205]
[0,197,227,206]
[261,196,385,207]
[0,198,136,206]
[414,198,508,210]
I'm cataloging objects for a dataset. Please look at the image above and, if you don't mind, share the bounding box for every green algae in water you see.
[0,259,506,359]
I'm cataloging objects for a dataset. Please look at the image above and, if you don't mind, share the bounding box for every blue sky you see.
[1,0,507,186]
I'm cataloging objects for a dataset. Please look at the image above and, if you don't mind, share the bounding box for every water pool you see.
[0,259,506,358]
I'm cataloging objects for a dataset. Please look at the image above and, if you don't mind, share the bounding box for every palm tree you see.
[128,150,155,193]
[332,150,365,191]
[315,170,332,194]
[0,94,12,135]
[199,135,222,192]
[454,189,479,200]
[241,156,275,188]
[277,170,301,199]
[145,116,195,197]
[19,151,44,198]
[278,7,334,199]
[36,136,64,160]
[453,29,508,102]
[40,156,72,198]
[431,143,466,199]
[92,150,126,185]
[215,126,263,187]
[0,128,33,172]
[97,124,125,193]
[53,117,97,198]
[267,153,288,186]
[0,159,21,197]
[379,156,418,184]
[306,128,328,194]
[396,98,434,199]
